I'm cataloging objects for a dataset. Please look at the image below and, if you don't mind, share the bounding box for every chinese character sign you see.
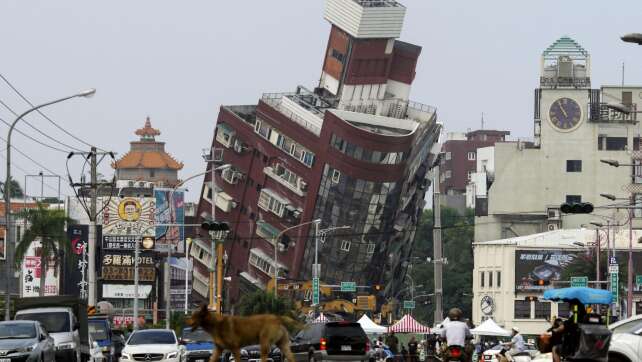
[155,188,184,253]
[22,254,59,297]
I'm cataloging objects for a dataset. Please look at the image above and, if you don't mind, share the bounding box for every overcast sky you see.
[2,0,642,201]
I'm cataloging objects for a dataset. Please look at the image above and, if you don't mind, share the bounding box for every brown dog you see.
[188,305,299,362]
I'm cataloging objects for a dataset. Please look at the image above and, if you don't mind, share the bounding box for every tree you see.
[408,207,475,325]
[14,204,73,296]
[236,290,296,317]
[0,176,24,199]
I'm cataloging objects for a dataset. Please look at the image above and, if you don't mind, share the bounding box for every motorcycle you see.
[444,345,465,362]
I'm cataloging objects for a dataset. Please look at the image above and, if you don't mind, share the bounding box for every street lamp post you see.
[3,89,95,321]
[184,238,192,315]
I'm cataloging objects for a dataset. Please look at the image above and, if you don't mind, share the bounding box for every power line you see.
[0,73,107,152]
[0,152,65,196]
[0,98,84,152]
[0,133,64,179]
[0,116,69,153]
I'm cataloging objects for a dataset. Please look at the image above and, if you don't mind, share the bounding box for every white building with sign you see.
[473,228,642,335]
[471,36,642,241]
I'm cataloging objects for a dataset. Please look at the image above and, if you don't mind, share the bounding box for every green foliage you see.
[561,251,629,296]
[236,290,296,317]
[409,207,474,325]
[14,203,74,296]
[0,177,24,198]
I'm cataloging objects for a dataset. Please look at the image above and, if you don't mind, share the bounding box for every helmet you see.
[512,327,519,333]
[448,308,463,320]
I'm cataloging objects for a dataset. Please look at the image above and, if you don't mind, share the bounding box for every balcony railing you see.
[338,98,436,123]
[354,0,403,7]
[261,93,323,136]
[540,76,590,88]
[589,102,638,123]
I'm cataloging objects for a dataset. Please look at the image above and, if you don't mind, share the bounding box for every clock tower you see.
[534,36,591,147]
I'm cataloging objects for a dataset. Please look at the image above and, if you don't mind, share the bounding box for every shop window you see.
[514,300,531,319]
[535,301,551,319]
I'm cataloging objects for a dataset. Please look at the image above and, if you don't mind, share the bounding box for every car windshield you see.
[128,331,176,345]
[89,322,109,341]
[0,323,37,339]
[182,328,212,343]
[15,312,70,333]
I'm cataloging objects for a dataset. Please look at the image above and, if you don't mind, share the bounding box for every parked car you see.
[120,329,185,362]
[226,345,281,362]
[290,321,370,361]
[482,343,538,362]
[0,320,56,362]
[608,314,642,362]
[179,328,215,362]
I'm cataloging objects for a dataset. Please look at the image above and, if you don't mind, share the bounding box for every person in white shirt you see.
[440,308,472,361]
[499,327,526,362]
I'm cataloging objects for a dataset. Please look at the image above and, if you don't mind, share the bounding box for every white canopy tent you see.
[471,318,511,337]
[357,314,387,334]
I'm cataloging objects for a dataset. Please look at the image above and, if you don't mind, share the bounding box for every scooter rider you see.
[440,308,472,361]
[499,327,526,362]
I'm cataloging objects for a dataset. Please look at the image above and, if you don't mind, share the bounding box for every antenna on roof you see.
[481,112,485,130]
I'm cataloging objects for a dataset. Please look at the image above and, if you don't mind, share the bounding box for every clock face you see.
[481,295,494,315]
[549,97,582,131]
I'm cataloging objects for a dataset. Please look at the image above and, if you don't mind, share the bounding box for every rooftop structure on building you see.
[193,0,441,307]
[113,117,183,188]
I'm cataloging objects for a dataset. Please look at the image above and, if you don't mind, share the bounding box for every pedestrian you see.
[408,336,419,362]
[386,331,400,355]
[401,345,409,362]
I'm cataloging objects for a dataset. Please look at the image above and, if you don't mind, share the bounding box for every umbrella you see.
[543,287,613,305]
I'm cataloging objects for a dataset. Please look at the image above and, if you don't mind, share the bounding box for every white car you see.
[608,314,642,362]
[482,343,538,362]
[120,329,185,362]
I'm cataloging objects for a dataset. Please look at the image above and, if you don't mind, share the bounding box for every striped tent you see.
[388,314,430,333]
[313,313,329,323]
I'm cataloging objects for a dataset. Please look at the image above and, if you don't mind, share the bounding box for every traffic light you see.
[560,202,594,214]
[526,296,539,302]
[532,279,550,287]
[372,284,384,294]
[201,220,230,232]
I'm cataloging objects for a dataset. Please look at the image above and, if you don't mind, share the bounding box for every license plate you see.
[0,359,10,362]
[341,345,352,351]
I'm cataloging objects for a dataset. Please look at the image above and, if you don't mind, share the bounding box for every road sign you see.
[609,256,617,265]
[403,300,416,309]
[312,277,320,306]
[609,264,619,274]
[610,272,619,301]
[340,282,356,292]
[570,276,588,288]
[636,275,642,287]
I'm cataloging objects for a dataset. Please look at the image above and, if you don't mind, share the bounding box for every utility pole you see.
[165,246,172,329]
[433,164,444,324]
[88,147,98,306]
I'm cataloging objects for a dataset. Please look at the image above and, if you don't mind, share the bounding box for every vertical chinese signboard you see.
[21,244,59,297]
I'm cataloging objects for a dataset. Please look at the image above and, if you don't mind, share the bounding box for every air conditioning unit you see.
[547,222,560,232]
[212,148,224,162]
[233,139,247,154]
[547,207,561,221]
[299,180,308,191]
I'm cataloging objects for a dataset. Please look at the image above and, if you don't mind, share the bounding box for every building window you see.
[255,220,281,244]
[514,300,531,319]
[254,120,271,140]
[467,170,474,180]
[445,152,452,160]
[257,189,287,217]
[488,271,493,288]
[445,170,452,179]
[623,91,633,105]
[566,160,582,172]
[274,164,300,188]
[480,271,485,288]
[535,301,551,319]
[248,249,275,276]
[216,123,236,148]
[468,151,476,161]
[331,49,345,63]
[366,243,375,254]
[150,170,155,178]
[331,169,341,184]
[598,136,627,151]
[558,302,570,317]
[566,195,582,204]
[340,240,351,252]
[497,271,501,288]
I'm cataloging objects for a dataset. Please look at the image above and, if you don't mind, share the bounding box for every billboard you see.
[102,197,155,250]
[21,240,60,297]
[154,188,185,253]
[515,250,578,292]
[100,250,155,282]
